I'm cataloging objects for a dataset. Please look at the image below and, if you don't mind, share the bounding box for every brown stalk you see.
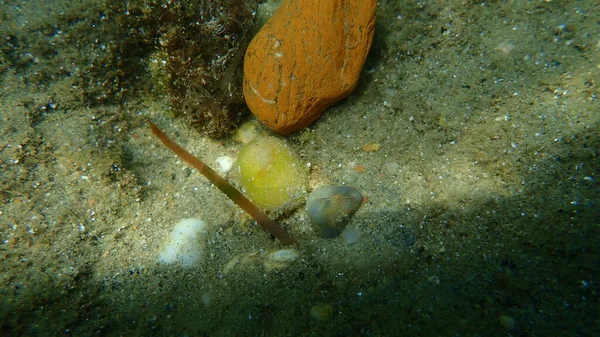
[147,120,299,246]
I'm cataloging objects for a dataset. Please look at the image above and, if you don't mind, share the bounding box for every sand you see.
[1,0,598,335]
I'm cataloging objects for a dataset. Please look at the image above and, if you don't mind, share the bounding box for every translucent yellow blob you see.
[232,120,261,144]
[236,137,307,212]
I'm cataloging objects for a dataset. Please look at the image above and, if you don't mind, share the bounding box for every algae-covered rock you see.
[236,137,307,212]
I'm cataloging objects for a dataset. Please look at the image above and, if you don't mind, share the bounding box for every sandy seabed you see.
[1,0,599,336]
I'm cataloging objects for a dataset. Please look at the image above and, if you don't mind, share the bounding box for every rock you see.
[243,0,377,134]
[306,186,363,239]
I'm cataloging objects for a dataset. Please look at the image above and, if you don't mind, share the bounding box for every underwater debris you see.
[147,120,298,246]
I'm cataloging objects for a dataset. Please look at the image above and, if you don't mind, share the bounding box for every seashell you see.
[305,186,363,239]
[263,249,300,271]
[223,249,300,274]
[222,252,261,275]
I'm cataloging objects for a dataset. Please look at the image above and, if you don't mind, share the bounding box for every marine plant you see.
[142,0,255,138]
[148,120,299,246]
[0,0,254,136]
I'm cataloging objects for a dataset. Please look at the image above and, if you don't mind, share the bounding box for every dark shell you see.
[305,186,363,239]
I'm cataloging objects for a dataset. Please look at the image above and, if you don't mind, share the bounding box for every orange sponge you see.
[243,0,377,134]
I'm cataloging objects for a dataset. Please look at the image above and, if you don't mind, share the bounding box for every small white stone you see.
[158,218,207,268]
[215,156,234,173]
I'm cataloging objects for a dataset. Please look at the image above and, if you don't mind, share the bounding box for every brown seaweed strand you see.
[147,120,298,246]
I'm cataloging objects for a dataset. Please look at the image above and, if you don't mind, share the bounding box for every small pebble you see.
[263,249,300,271]
[215,156,234,174]
[498,315,515,330]
[342,227,361,245]
[310,304,334,322]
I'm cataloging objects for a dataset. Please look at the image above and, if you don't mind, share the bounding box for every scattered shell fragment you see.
[222,249,300,274]
[263,249,300,271]
[222,252,261,275]
[354,164,367,173]
[362,142,381,152]
[215,156,234,174]
[306,186,363,239]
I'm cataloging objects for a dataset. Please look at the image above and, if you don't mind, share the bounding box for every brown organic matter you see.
[243,0,377,134]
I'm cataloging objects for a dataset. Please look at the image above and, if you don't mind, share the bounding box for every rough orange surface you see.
[243,0,377,134]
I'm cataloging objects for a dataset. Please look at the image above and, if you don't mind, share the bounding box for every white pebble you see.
[158,218,207,268]
[215,156,234,173]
